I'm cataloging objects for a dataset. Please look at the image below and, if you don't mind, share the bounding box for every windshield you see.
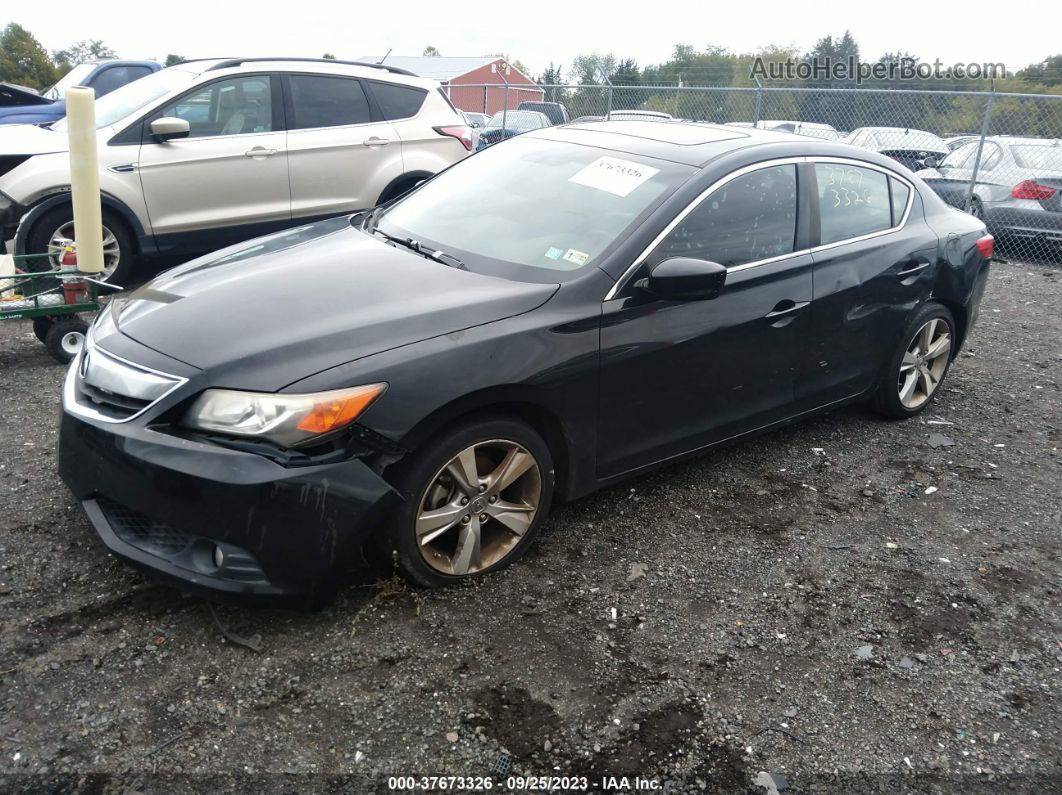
[1011,143,1062,171]
[44,64,96,100]
[52,68,196,131]
[377,136,693,282]
[485,110,546,131]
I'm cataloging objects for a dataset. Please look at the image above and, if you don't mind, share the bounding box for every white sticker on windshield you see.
[562,248,589,265]
[568,157,660,197]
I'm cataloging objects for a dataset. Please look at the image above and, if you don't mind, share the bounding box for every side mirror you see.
[150,117,190,142]
[639,257,727,301]
[922,155,940,169]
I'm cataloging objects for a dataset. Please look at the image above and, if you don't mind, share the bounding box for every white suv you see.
[0,58,472,282]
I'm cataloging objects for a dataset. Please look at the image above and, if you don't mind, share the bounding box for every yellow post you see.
[64,86,104,274]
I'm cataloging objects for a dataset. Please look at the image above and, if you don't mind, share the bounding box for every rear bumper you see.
[58,408,402,602]
[983,204,1062,242]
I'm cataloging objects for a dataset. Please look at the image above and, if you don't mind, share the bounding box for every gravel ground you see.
[0,257,1059,794]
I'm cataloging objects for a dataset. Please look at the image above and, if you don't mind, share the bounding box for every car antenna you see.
[377,49,392,65]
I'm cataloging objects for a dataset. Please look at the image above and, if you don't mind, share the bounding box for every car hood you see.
[0,122,69,155]
[0,103,64,123]
[0,83,52,107]
[111,217,560,390]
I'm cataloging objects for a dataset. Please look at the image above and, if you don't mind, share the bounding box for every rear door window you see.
[370,81,427,120]
[654,164,798,267]
[816,163,891,244]
[288,74,371,129]
[890,178,911,225]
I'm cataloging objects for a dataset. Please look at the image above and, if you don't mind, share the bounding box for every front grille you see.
[77,381,152,420]
[96,498,269,585]
[69,342,185,423]
[99,498,192,555]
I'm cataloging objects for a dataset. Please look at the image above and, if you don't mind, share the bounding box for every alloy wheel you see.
[415,439,542,576]
[898,317,952,409]
[48,223,121,280]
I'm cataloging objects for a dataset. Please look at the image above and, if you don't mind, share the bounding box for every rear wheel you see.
[376,174,430,206]
[381,417,554,587]
[872,302,956,419]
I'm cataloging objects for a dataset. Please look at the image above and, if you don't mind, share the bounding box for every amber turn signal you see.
[296,384,387,434]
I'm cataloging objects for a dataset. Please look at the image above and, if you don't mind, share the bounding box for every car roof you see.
[529,120,796,166]
[857,126,942,137]
[528,120,919,171]
[172,58,436,88]
[990,135,1061,145]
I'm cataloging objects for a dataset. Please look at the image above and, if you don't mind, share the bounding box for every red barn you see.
[357,56,543,116]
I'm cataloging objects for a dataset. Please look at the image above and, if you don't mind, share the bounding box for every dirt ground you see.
[0,256,1059,794]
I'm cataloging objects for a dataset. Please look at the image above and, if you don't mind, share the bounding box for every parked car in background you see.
[606,109,673,122]
[571,115,604,124]
[846,126,949,171]
[0,58,471,283]
[758,120,840,141]
[475,109,551,150]
[0,60,162,126]
[462,111,489,149]
[58,121,992,601]
[944,134,979,152]
[917,136,1062,247]
[517,101,569,125]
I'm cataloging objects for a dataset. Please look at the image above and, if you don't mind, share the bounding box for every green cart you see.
[0,253,106,364]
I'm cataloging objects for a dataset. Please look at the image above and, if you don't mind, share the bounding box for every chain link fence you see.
[452,83,1062,263]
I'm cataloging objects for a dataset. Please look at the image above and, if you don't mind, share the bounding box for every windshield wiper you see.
[362,205,385,233]
[369,227,467,270]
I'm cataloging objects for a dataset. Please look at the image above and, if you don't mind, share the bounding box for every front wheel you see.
[872,302,956,419]
[381,417,555,587]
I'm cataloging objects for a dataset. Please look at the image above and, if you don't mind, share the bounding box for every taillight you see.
[434,125,473,151]
[975,234,994,261]
[1010,179,1056,200]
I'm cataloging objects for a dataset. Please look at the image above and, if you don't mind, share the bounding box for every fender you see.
[13,191,156,257]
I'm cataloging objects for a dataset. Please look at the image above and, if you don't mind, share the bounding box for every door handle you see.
[896,260,930,278]
[244,147,278,158]
[764,300,809,319]
[363,137,391,147]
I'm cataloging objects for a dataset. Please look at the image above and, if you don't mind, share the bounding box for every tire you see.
[380,416,555,587]
[24,205,137,285]
[872,302,957,419]
[43,317,88,364]
[32,316,54,343]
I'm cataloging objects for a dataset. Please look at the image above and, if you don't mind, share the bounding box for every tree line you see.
[0,23,184,90]
[535,34,1062,136]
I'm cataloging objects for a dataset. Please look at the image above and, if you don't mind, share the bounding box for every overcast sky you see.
[19,0,1056,79]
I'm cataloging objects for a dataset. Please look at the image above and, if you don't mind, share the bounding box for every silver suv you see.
[0,58,472,282]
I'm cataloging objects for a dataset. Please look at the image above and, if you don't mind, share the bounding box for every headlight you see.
[181,383,386,448]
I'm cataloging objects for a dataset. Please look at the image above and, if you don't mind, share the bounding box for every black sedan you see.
[59,121,993,602]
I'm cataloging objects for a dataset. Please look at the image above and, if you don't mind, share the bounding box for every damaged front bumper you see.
[58,391,403,603]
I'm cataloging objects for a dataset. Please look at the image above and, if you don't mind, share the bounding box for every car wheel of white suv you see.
[25,205,136,284]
